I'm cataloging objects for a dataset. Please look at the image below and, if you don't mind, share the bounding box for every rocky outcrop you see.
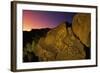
[34,21,86,61]
[72,13,91,47]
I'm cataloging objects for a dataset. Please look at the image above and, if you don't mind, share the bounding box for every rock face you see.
[72,13,91,47]
[34,21,86,61]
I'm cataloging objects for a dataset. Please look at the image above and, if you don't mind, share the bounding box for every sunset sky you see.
[23,10,76,31]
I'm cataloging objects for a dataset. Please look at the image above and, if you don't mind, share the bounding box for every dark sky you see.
[23,10,76,31]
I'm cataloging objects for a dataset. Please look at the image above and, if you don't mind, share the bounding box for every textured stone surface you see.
[72,13,91,47]
[34,21,86,61]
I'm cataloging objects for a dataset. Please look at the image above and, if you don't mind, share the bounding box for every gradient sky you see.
[23,10,76,31]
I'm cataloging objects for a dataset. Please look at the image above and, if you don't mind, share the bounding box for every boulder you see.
[72,13,91,47]
[34,21,86,61]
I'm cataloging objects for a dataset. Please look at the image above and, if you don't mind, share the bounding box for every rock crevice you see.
[33,13,91,61]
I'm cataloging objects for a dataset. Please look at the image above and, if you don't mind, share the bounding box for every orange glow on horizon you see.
[23,10,76,31]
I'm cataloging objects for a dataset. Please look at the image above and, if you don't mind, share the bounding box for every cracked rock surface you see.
[33,13,91,61]
[72,13,91,47]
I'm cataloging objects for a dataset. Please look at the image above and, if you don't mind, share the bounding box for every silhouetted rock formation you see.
[23,28,50,47]
[23,28,50,62]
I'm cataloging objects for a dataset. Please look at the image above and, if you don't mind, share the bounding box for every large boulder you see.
[34,21,86,61]
[72,13,91,47]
